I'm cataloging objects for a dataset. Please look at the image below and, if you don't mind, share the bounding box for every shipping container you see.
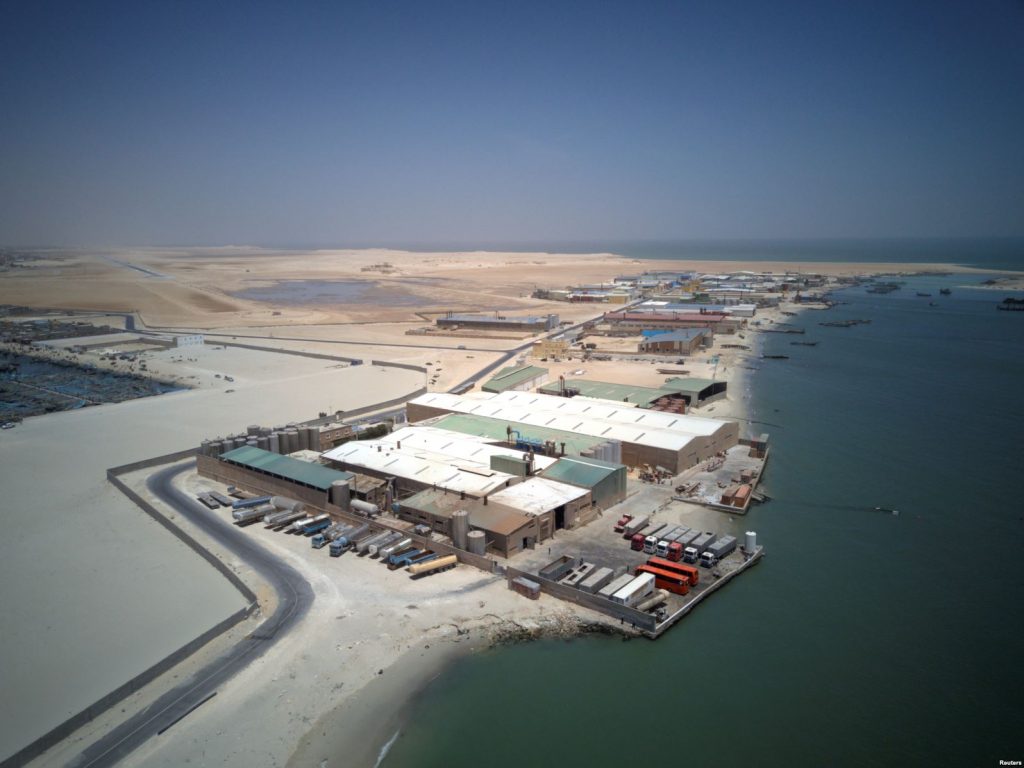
[676,529,701,549]
[597,573,636,599]
[579,567,614,594]
[704,535,737,564]
[611,573,656,606]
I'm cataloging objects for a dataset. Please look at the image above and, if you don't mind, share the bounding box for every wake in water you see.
[374,729,401,768]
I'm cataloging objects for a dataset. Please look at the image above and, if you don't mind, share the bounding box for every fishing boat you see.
[916,292,932,297]
[939,287,952,295]
[790,341,818,346]
[997,297,1024,312]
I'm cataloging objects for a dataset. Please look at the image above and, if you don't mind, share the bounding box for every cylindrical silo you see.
[246,438,258,447]
[259,426,272,437]
[286,429,299,454]
[330,480,351,509]
[247,424,260,436]
[745,531,757,552]
[200,439,212,456]
[467,530,486,555]
[451,510,470,549]
[269,433,281,453]
[257,436,269,450]
[233,436,246,449]
[221,439,234,454]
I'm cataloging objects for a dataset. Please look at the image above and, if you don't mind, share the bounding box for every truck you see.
[389,548,428,570]
[614,514,634,533]
[209,491,233,507]
[676,529,701,550]
[333,523,370,552]
[301,517,333,536]
[311,523,352,549]
[610,573,656,607]
[408,554,457,578]
[231,495,272,510]
[329,536,351,557]
[643,535,659,554]
[264,509,305,528]
[356,530,394,555]
[621,515,649,539]
[630,533,646,551]
[640,522,667,540]
[700,535,737,567]
[666,526,690,543]
[378,537,412,560]
[683,532,717,563]
[196,493,220,510]
[667,542,684,561]
[385,546,419,565]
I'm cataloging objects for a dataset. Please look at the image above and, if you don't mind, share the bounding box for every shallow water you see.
[381,274,1024,767]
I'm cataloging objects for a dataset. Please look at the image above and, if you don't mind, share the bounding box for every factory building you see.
[480,364,549,393]
[531,339,569,358]
[662,377,729,407]
[538,456,627,509]
[537,378,690,412]
[407,391,739,473]
[436,312,559,332]
[174,334,205,347]
[397,488,540,558]
[487,476,593,532]
[637,328,712,355]
[603,309,744,334]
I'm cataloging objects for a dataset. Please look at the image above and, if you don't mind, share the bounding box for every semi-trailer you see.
[641,522,667,539]
[666,526,690,543]
[264,509,306,528]
[286,516,315,534]
[408,554,457,578]
[302,518,332,536]
[610,573,656,607]
[598,573,636,599]
[636,589,670,613]
[312,523,352,549]
[406,551,439,567]
[333,523,370,552]
[356,530,394,555]
[683,532,717,563]
[389,549,428,570]
[621,515,649,539]
[579,566,614,594]
[700,535,737,567]
[388,547,423,566]
[613,514,633,533]
[210,491,233,507]
[231,495,272,510]
[367,532,403,557]
[232,506,272,525]
[294,513,330,534]
[378,537,413,560]
[676,529,701,549]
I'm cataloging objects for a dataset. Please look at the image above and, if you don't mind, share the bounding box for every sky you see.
[0,0,1022,247]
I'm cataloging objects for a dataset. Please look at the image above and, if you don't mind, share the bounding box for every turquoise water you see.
[382,276,1024,767]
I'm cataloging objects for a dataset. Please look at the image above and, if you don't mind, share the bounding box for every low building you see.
[603,309,744,334]
[638,328,712,355]
[539,456,627,509]
[662,377,728,407]
[487,476,593,533]
[174,334,205,347]
[532,339,569,358]
[436,312,558,332]
[537,378,689,411]
[481,364,549,393]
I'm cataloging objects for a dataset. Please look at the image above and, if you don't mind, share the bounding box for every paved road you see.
[71,463,314,768]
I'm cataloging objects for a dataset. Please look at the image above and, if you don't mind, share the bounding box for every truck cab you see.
[643,535,658,554]
[683,546,699,563]
[311,533,328,549]
[668,542,683,561]
[630,533,646,551]
[654,539,670,557]
[699,551,717,568]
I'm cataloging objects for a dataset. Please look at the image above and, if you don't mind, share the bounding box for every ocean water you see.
[381,275,1024,767]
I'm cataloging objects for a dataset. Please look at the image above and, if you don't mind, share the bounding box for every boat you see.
[790,341,818,346]
[939,288,952,295]
[997,297,1024,312]
[761,354,789,360]
[820,319,871,328]
[916,292,932,297]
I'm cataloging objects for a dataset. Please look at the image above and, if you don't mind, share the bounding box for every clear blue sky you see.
[1,0,1022,246]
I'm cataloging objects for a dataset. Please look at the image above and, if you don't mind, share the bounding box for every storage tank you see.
[286,429,299,454]
[745,530,757,552]
[221,439,234,454]
[247,424,260,436]
[466,530,486,555]
[271,496,303,513]
[351,499,379,517]
[257,436,269,450]
[330,480,351,509]
[269,433,281,453]
[303,426,317,451]
[451,510,470,549]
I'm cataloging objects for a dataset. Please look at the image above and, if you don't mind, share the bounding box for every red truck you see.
[614,514,634,533]
[630,533,646,551]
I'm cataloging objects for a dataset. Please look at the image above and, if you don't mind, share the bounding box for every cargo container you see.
[231,495,272,510]
[643,535,659,554]
[635,564,690,596]
[630,533,646,551]
[701,535,737,566]
[579,567,614,594]
[598,573,636,599]
[666,526,691,543]
[647,557,699,586]
[610,573,656,606]
[621,515,649,538]
[676,529,701,549]
[196,494,220,510]
[408,554,457,578]
[300,515,332,536]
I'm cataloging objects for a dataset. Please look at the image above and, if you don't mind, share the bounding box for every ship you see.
[939,288,952,295]
[916,292,932,297]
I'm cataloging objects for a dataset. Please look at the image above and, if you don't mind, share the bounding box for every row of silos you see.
[578,439,621,464]
[448,509,487,555]
[199,422,324,458]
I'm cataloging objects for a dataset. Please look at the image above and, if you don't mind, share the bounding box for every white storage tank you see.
[467,530,486,555]
[745,530,757,552]
[451,509,470,550]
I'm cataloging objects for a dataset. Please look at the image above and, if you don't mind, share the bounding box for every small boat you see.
[916,292,932,297]
[790,341,818,346]
[939,288,952,295]
[761,354,789,360]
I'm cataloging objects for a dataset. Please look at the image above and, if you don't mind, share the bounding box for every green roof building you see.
[538,378,686,408]
[481,365,549,393]
[220,445,354,491]
[539,456,627,508]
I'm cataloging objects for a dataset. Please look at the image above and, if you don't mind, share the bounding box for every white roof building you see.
[487,477,590,517]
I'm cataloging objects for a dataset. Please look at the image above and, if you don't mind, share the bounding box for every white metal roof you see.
[410,392,734,451]
[487,477,590,516]
[378,426,557,471]
[321,440,517,496]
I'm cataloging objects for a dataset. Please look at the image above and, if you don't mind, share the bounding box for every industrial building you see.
[407,391,739,473]
[538,379,690,412]
[480,364,549,393]
[637,328,712,355]
[435,312,559,332]
[662,377,728,407]
[531,339,569,358]
[538,456,627,509]
[602,309,744,334]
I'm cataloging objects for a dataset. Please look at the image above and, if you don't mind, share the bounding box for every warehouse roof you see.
[481,365,549,393]
[401,488,533,535]
[429,413,609,455]
[221,446,353,491]
[640,329,710,343]
[487,477,590,516]
[539,379,686,407]
[540,456,624,489]
[321,440,517,496]
[663,377,721,392]
[378,426,557,471]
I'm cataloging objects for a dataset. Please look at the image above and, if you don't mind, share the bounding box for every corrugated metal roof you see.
[538,379,683,407]
[401,489,533,535]
[429,413,610,455]
[379,426,556,471]
[663,377,720,392]
[639,328,710,343]
[540,456,622,488]
[221,446,353,491]
[487,477,589,516]
[481,365,548,393]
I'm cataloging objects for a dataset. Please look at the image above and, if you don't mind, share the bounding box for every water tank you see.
[451,510,470,549]
[257,436,269,450]
[303,426,317,451]
[247,424,260,436]
[269,433,281,453]
[330,480,351,509]
[200,439,212,456]
[745,531,757,552]
[351,499,379,516]
[467,530,486,555]
[285,429,299,454]
[221,439,234,454]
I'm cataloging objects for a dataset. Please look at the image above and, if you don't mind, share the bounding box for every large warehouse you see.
[406,391,738,473]
[436,312,559,332]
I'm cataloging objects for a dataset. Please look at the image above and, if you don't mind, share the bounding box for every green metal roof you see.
[431,412,607,455]
[481,365,549,393]
[221,446,353,491]
[540,456,624,488]
[538,378,682,406]
[663,377,721,393]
